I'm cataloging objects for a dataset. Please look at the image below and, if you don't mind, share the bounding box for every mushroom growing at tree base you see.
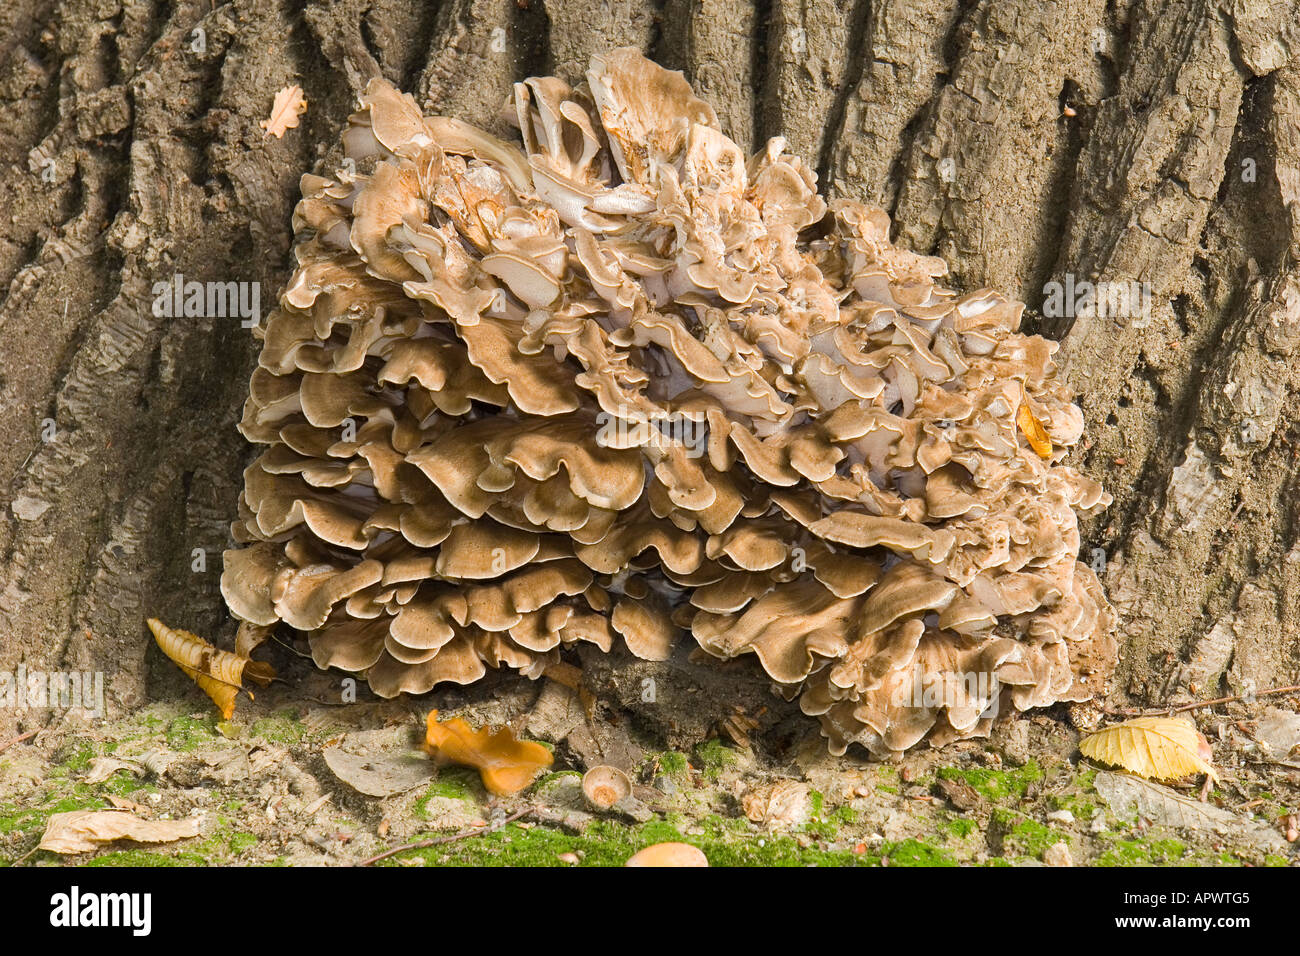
[221,48,1117,758]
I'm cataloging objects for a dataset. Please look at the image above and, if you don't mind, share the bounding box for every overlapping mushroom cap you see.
[222,49,1116,756]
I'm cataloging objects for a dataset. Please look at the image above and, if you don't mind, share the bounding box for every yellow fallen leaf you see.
[261,84,307,138]
[1016,402,1054,459]
[1080,716,1219,782]
[423,710,552,796]
[147,618,275,720]
[39,810,201,854]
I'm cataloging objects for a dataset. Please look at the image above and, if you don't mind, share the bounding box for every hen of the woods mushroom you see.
[221,49,1117,757]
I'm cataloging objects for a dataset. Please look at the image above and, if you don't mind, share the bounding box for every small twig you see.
[1104,685,1300,718]
[1170,685,1300,713]
[0,730,37,755]
[356,807,531,866]
[1227,499,1247,525]
[267,631,314,659]
[1255,758,1300,772]
[10,845,41,867]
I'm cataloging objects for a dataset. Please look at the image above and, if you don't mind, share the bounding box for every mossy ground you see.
[2,676,1297,868]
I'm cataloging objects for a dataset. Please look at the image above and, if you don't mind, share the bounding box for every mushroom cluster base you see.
[222,49,1117,758]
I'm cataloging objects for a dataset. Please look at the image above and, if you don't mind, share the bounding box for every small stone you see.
[1043,841,1072,867]
[999,720,1032,765]
[11,496,51,520]
[1067,701,1104,732]
[557,852,580,865]
[1046,809,1075,825]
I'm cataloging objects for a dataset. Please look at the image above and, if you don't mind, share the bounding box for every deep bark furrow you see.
[659,0,757,150]
[542,0,655,85]
[826,0,961,212]
[1103,54,1300,699]
[889,0,1109,299]
[414,0,532,132]
[0,0,305,725]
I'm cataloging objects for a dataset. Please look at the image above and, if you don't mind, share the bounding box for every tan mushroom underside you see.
[222,49,1116,757]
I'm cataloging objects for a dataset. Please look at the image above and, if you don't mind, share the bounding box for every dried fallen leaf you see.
[1016,402,1054,459]
[147,618,274,720]
[542,660,596,718]
[741,780,811,828]
[261,85,307,138]
[423,710,553,796]
[105,795,149,813]
[38,810,200,854]
[1092,771,1286,854]
[323,729,433,797]
[82,756,141,785]
[1080,716,1219,782]
[936,775,985,811]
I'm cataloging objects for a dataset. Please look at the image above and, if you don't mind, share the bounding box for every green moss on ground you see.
[941,816,978,839]
[991,808,1059,858]
[165,715,219,751]
[414,769,482,814]
[692,739,737,780]
[377,818,885,867]
[883,838,958,867]
[655,751,689,776]
[249,712,306,745]
[84,850,208,867]
[364,811,991,868]
[1094,836,1189,866]
[937,760,1044,802]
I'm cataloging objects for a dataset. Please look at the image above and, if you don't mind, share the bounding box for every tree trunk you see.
[3,0,1299,736]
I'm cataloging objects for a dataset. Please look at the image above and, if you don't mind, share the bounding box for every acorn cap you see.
[581,765,632,811]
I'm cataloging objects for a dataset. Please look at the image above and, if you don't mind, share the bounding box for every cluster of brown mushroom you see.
[222,49,1116,757]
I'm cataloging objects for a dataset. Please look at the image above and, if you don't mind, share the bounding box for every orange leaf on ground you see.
[147,618,275,719]
[423,709,552,795]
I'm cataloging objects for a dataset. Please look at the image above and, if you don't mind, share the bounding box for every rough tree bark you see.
[3,0,1299,737]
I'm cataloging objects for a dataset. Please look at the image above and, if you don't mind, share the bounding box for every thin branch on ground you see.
[356,807,532,866]
[0,730,37,755]
[1104,685,1300,718]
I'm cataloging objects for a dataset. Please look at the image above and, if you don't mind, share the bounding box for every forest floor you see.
[2,639,1299,867]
